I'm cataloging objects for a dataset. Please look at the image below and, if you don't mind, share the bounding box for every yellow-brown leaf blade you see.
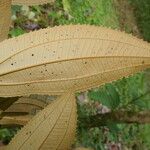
[0,0,11,42]
[0,25,150,97]
[0,115,31,126]
[0,97,19,111]
[0,97,48,126]
[6,92,77,150]
[5,97,47,113]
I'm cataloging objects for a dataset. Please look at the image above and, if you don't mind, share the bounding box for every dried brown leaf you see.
[0,115,31,126]
[6,92,77,150]
[0,25,150,97]
[5,97,47,113]
[0,0,11,42]
[0,97,19,111]
[0,97,48,126]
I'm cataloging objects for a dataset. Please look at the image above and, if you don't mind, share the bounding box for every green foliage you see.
[88,73,149,111]
[9,0,119,38]
[129,0,150,41]
[88,84,120,110]
[0,128,19,144]
[140,125,150,148]
[61,0,119,28]
[9,27,26,37]
[115,73,150,111]
[78,102,150,149]
[61,0,119,27]
[77,72,150,149]
[76,127,105,150]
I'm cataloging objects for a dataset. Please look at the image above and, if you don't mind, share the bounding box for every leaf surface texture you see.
[0,25,150,97]
[6,92,77,150]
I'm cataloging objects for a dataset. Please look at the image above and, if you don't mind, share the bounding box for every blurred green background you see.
[1,0,150,149]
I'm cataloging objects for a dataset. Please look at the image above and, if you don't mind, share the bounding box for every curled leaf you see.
[5,97,47,113]
[0,97,19,111]
[0,97,48,126]
[0,115,31,126]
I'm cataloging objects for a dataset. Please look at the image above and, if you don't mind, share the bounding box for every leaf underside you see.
[5,97,48,112]
[0,115,32,126]
[0,25,150,97]
[6,92,77,150]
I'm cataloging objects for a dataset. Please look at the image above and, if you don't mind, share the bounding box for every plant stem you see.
[79,110,150,128]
